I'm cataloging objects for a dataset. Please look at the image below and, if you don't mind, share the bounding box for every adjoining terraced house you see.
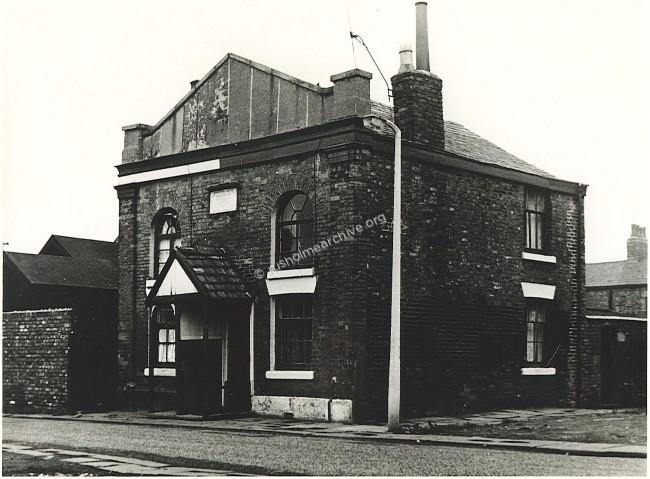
[582,225,647,407]
[115,3,587,422]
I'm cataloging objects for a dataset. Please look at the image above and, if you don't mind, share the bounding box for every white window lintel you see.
[143,367,176,377]
[267,267,315,280]
[265,370,314,380]
[266,273,317,296]
[521,367,556,376]
[522,252,557,264]
[521,282,556,300]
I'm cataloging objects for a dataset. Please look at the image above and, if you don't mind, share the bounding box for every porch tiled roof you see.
[174,247,251,300]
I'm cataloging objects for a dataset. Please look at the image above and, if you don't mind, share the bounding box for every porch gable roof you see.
[146,247,251,304]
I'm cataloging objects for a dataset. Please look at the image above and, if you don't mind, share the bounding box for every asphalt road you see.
[2,417,646,476]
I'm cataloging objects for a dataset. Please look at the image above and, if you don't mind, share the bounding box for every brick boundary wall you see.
[3,308,74,413]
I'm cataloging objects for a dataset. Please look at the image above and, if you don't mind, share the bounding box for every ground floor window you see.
[526,302,546,364]
[276,295,312,370]
[154,305,176,364]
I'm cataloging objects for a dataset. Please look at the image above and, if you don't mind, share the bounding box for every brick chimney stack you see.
[391,1,445,150]
[627,224,647,260]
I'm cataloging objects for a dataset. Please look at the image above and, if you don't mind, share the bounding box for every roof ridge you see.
[52,234,115,244]
[587,258,647,266]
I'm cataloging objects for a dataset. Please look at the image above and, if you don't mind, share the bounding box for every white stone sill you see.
[521,367,556,376]
[265,370,314,380]
[143,367,176,377]
[522,252,557,264]
[267,268,315,280]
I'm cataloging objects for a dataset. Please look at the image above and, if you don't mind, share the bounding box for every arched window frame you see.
[273,191,314,269]
[152,209,180,278]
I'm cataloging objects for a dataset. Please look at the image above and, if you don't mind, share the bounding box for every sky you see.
[1,0,648,263]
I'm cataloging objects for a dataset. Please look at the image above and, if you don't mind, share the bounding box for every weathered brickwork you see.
[353,146,584,418]
[116,129,585,420]
[580,319,646,405]
[391,71,444,150]
[117,148,372,407]
[586,286,647,317]
[3,309,74,413]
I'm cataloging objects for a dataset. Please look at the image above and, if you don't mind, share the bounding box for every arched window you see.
[276,192,313,268]
[153,210,180,277]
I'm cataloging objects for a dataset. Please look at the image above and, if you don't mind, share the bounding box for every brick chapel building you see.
[115,4,587,422]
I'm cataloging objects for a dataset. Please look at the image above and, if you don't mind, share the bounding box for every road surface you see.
[2,417,645,476]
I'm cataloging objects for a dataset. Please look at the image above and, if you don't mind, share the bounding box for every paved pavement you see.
[2,442,252,476]
[2,416,646,476]
[403,407,637,428]
[4,408,646,459]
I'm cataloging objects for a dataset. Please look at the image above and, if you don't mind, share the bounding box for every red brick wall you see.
[3,309,74,413]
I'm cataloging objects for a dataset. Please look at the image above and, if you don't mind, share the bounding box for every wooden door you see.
[176,339,222,415]
[601,327,618,404]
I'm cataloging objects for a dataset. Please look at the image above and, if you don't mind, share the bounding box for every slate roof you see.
[40,235,117,263]
[151,247,251,301]
[370,101,556,179]
[586,258,647,287]
[4,252,118,290]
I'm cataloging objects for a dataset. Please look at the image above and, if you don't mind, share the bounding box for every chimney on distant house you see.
[627,224,647,260]
[391,1,444,149]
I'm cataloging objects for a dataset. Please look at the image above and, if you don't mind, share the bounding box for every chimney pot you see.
[415,1,430,71]
[398,43,415,73]
[627,224,647,260]
[190,80,199,89]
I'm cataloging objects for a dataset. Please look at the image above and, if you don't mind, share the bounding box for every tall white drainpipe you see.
[362,115,402,432]
[387,119,402,432]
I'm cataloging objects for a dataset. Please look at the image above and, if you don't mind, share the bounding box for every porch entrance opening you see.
[176,338,222,415]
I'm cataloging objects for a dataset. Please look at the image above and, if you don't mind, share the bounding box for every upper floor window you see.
[276,191,314,268]
[525,189,548,252]
[276,295,313,369]
[154,210,180,277]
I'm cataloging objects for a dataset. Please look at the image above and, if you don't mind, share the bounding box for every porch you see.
[145,247,253,418]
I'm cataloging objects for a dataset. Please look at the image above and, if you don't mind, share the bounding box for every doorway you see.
[176,339,223,415]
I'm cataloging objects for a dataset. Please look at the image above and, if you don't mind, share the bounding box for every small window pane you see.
[167,344,175,363]
[168,329,175,343]
[158,344,166,363]
[159,329,167,343]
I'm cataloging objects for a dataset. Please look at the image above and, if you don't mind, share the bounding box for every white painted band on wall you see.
[522,252,557,264]
[521,367,556,376]
[587,315,647,322]
[265,370,314,380]
[143,367,176,377]
[116,158,222,186]
[521,282,556,300]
